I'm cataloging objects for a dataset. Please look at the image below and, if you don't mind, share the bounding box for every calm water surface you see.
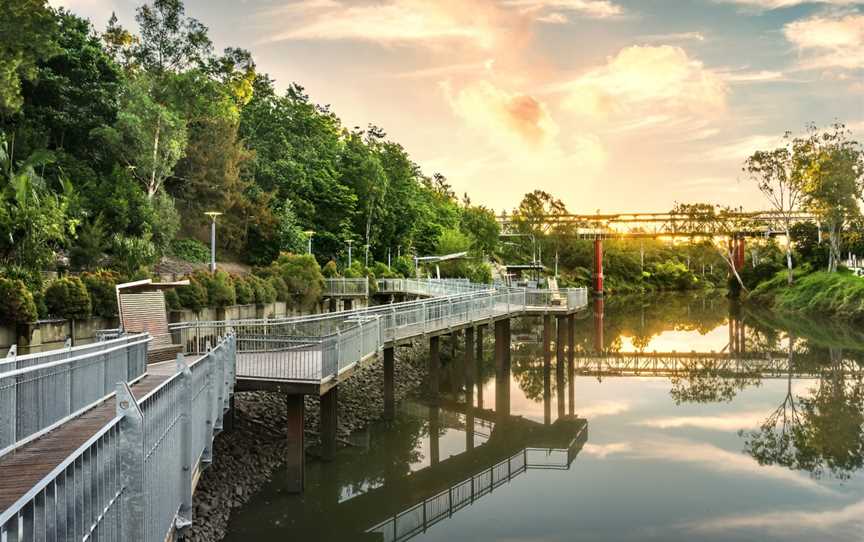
[225,294,864,541]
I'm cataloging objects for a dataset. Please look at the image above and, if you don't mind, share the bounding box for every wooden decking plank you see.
[0,368,176,512]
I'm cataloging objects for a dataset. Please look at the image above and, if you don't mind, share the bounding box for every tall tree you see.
[0,0,58,116]
[744,133,805,285]
[796,123,864,272]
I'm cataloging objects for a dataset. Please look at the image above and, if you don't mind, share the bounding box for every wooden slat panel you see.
[120,292,170,346]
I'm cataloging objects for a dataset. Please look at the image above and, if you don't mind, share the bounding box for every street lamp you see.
[347,239,353,268]
[204,211,222,272]
[304,230,315,255]
[364,244,370,267]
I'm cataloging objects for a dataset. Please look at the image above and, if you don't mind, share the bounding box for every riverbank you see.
[184,342,430,542]
[749,270,864,321]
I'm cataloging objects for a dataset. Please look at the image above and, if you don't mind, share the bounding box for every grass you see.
[749,268,864,321]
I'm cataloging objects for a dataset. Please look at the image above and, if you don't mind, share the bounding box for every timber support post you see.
[593,238,604,296]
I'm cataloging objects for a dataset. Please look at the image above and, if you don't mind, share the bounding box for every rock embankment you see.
[184,343,429,542]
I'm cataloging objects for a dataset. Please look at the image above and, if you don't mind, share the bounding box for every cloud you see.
[393,59,496,79]
[446,80,560,147]
[261,0,523,49]
[721,70,785,83]
[537,12,570,24]
[559,45,728,118]
[701,134,784,162]
[639,31,707,43]
[577,400,630,418]
[784,12,864,70]
[684,500,864,538]
[504,0,625,19]
[636,411,765,431]
[715,0,860,10]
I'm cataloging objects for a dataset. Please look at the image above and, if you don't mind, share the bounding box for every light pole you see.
[387,247,391,270]
[304,230,315,255]
[347,239,353,268]
[364,244,370,267]
[204,211,222,272]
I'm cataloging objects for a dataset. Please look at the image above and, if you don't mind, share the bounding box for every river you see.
[224,293,864,541]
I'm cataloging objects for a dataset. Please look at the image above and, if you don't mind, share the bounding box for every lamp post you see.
[204,211,222,272]
[364,244,370,267]
[304,230,315,255]
[347,239,353,268]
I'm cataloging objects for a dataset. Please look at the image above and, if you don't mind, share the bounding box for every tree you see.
[132,0,211,74]
[94,73,187,199]
[744,134,805,285]
[796,123,864,272]
[0,0,58,115]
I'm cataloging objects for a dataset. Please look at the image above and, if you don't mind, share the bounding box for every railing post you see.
[176,354,193,529]
[203,345,215,464]
[215,340,225,431]
[116,381,145,542]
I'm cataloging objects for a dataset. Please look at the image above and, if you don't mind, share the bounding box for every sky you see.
[53,0,864,214]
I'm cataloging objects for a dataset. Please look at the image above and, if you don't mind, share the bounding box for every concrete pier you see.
[429,336,440,397]
[383,346,395,420]
[320,386,338,461]
[285,394,305,493]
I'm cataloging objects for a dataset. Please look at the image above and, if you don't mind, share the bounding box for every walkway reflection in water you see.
[225,293,864,542]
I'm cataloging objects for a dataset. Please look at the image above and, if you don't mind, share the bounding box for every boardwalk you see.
[1,280,586,541]
[0,361,178,513]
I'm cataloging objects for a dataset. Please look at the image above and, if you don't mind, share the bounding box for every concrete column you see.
[429,336,440,397]
[223,394,236,431]
[285,394,305,493]
[464,327,475,391]
[464,329,475,452]
[383,346,395,421]
[429,404,440,465]
[320,387,338,461]
[593,297,605,354]
[557,315,566,420]
[543,362,551,426]
[475,325,484,409]
[593,238,604,296]
[494,319,510,419]
[543,314,553,362]
[568,316,575,417]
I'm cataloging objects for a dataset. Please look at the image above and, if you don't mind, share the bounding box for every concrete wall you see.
[0,300,320,356]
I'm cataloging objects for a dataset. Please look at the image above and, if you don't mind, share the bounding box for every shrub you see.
[195,270,236,308]
[45,276,92,320]
[0,278,38,324]
[268,276,289,302]
[270,253,324,311]
[322,260,339,278]
[392,256,415,278]
[233,274,254,305]
[81,270,119,318]
[110,233,158,275]
[164,288,181,311]
[170,238,210,264]
[248,275,276,304]
[176,275,208,312]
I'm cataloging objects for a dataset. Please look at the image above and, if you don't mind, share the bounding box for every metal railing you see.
[0,334,147,374]
[167,283,588,384]
[0,334,150,458]
[323,278,369,297]
[0,334,236,542]
[377,278,490,297]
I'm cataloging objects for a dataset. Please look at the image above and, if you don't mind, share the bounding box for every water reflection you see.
[226,294,864,542]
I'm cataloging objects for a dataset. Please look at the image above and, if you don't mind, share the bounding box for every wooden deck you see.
[0,361,181,513]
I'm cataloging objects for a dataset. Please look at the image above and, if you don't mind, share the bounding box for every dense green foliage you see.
[80,270,118,318]
[0,277,38,324]
[0,0,497,285]
[751,270,864,321]
[44,276,91,319]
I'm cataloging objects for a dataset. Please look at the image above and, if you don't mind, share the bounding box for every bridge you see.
[0,279,588,542]
[497,210,817,294]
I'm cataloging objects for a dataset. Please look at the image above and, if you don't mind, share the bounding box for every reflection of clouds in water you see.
[582,437,838,496]
[635,411,765,431]
[682,499,864,540]
[577,400,630,418]
[791,380,818,399]
[618,326,730,353]
[583,442,633,458]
